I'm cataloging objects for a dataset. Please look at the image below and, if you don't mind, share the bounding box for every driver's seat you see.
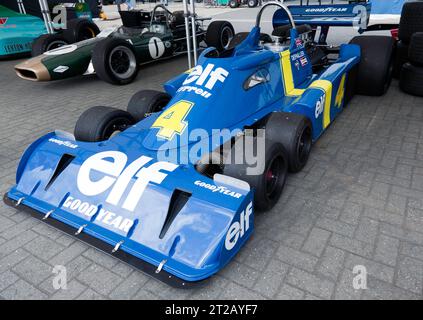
[170,11,185,29]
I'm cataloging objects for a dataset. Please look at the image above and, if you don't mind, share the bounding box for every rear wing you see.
[273,1,372,29]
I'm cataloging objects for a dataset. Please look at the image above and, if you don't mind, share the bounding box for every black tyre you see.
[263,112,312,173]
[409,32,423,66]
[92,38,139,85]
[393,40,409,79]
[398,1,423,44]
[63,18,100,43]
[31,34,69,57]
[344,65,358,106]
[205,21,235,52]
[74,106,135,142]
[350,36,395,96]
[247,0,258,8]
[127,90,171,121]
[229,0,239,8]
[223,138,288,211]
[399,63,423,97]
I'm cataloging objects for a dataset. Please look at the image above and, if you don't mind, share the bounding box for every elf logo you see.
[183,63,229,90]
[77,151,178,212]
[225,202,253,251]
[0,18,7,25]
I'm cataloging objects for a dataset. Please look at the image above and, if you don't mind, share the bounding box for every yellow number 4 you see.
[151,100,194,140]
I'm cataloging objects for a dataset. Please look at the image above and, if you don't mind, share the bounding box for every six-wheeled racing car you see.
[14,4,235,85]
[4,1,394,286]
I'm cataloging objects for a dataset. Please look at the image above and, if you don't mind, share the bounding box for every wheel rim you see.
[109,46,137,80]
[297,126,312,165]
[102,118,132,140]
[265,155,286,200]
[46,40,67,51]
[220,26,234,50]
[79,27,96,40]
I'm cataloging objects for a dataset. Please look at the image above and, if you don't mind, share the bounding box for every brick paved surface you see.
[1,56,423,300]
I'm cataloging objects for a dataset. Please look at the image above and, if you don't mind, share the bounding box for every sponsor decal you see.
[0,18,8,25]
[194,180,243,199]
[179,64,229,98]
[225,202,253,250]
[45,44,77,56]
[148,37,165,59]
[77,151,178,212]
[295,38,303,48]
[63,196,134,232]
[53,66,69,73]
[3,42,31,53]
[291,51,305,61]
[315,94,325,119]
[48,138,78,149]
[305,7,348,13]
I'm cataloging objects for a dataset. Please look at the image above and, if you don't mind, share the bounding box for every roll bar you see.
[150,4,173,28]
[256,1,296,30]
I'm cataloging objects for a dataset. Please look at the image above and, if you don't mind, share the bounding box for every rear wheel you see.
[393,40,409,79]
[74,106,135,142]
[31,34,69,57]
[229,0,239,8]
[205,21,235,52]
[223,138,288,212]
[64,18,100,42]
[92,38,139,85]
[248,0,258,8]
[127,90,171,121]
[350,36,395,96]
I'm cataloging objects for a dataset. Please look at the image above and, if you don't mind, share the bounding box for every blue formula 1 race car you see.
[4,1,394,287]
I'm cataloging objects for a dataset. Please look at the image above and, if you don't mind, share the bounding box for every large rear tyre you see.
[223,138,288,212]
[74,106,135,142]
[350,36,395,96]
[31,34,69,57]
[63,18,100,42]
[205,21,235,52]
[263,112,312,173]
[92,38,139,85]
[399,63,423,97]
[127,90,171,121]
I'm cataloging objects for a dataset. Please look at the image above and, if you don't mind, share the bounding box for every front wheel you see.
[229,0,239,8]
[223,137,288,212]
[205,21,235,52]
[92,38,139,85]
[127,90,171,121]
[74,106,135,142]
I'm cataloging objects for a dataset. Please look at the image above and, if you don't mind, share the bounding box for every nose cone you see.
[15,56,50,81]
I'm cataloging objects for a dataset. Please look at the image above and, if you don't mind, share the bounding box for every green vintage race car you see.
[0,1,99,59]
[15,5,235,85]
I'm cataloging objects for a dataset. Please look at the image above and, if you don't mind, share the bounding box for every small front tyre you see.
[31,34,69,57]
[223,138,288,212]
[74,106,135,142]
[127,90,171,121]
[248,0,258,8]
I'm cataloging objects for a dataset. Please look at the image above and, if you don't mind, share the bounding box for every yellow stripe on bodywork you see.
[280,50,305,97]
[310,80,333,129]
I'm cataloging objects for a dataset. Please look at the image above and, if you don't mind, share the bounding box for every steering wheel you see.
[255,1,296,31]
[150,4,174,29]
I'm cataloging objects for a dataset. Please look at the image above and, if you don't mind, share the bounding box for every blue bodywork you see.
[5,3,364,285]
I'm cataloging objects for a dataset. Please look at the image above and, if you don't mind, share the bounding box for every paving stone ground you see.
[1,56,423,300]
